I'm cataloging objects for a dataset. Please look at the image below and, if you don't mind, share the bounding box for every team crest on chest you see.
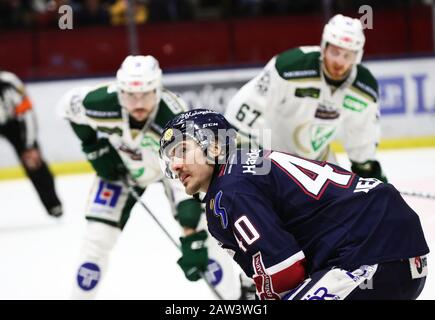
[212,190,228,229]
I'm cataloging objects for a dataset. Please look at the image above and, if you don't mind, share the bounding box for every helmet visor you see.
[159,133,205,179]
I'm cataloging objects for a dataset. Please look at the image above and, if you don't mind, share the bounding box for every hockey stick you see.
[122,178,224,300]
[399,190,435,200]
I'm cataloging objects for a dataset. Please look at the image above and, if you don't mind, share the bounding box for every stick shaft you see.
[400,190,435,200]
[125,182,224,300]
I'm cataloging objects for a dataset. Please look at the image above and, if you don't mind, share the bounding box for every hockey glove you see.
[351,160,388,183]
[83,138,127,181]
[177,230,208,281]
[176,199,203,229]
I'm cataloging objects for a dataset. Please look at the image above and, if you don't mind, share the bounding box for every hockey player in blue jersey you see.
[159,108,429,300]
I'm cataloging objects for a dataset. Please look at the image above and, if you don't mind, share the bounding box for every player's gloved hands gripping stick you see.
[177,230,209,281]
[83,138,127,181]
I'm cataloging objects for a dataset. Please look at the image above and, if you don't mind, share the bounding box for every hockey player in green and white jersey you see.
[225,14,387,181]
[59,55,242,299]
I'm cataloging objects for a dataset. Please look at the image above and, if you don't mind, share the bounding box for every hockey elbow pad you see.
[351,160,388,183]
[82,138,127,181]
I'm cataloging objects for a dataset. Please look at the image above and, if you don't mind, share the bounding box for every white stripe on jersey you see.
[266,250,305,275]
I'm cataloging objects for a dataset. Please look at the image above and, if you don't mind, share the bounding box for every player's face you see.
[323,44,357,80]
[168,140,214,195]
[119,89,157,122]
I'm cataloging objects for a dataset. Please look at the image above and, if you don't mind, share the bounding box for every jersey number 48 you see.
[268,152,354,200]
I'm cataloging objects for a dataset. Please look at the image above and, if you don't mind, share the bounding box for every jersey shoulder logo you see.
[211,190,228,229]
[255,70,270,96]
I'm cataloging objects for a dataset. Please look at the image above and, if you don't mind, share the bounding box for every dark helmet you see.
[159,108,237,178]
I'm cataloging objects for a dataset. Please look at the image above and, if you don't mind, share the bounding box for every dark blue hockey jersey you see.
[204,149,429,298]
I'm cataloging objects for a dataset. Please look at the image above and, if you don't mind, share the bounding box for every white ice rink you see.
[1,148,435,300]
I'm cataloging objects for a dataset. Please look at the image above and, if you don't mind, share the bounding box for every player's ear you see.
[208,141,221,158]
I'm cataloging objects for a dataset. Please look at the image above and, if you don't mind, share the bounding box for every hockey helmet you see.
[116,55,162,100]
[159,109,237,179]
[321,14,365,64]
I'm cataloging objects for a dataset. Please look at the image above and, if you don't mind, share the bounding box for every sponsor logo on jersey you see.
[205,259,223,286]
[252,252,281,300]
[242,149,261,174]
[295,87,320,99]
[77,262,100,291]
[86,109,121,119]
[302,287,339,300]
[283,69,318,79]
[314,102,340,119]
[94,181,122,207]
[213,191,228,229]
[343,94,368,112]
[354,177,382,193]
[310,125,335,152]
[298,265,379,300]
[345,265,376,290]
[119,144,142,161]
[410,255,428,279]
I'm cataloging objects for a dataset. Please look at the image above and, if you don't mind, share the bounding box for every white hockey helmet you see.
[116,55,162,94]
[321,14,365,64]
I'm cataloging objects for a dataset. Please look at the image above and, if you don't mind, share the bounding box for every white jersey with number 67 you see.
[225,46,381,163]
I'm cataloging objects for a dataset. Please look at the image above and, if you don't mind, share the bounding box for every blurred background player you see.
[59,55,243,299]
[159,109,429,300]
[0,70,63,217]
[225,14,387,182]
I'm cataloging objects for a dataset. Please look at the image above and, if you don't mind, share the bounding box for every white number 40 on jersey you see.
[268,152,354,199]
